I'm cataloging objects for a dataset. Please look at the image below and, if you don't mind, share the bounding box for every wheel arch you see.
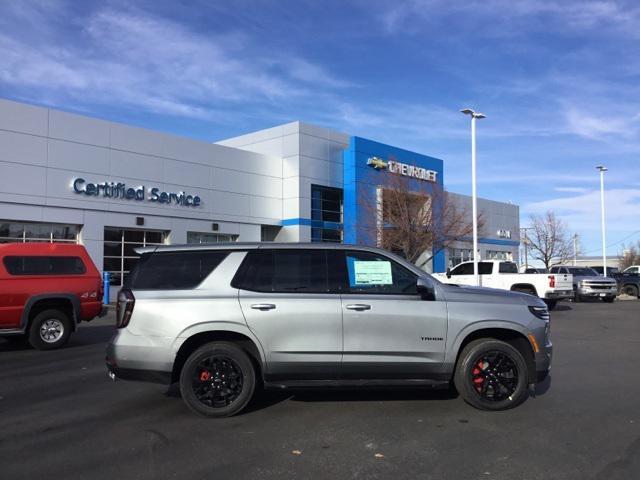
[171,329,265,384]
[21,294,79,333]
[450,325,536,385]
[510,284,538,296]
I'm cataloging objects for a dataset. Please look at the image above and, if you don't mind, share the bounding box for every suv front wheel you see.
[179,342,256,418]
[454,339,529,410]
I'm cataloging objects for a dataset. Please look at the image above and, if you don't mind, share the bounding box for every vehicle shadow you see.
[289,386,459,403]
[0,325,114,352]
[552,304,572,312]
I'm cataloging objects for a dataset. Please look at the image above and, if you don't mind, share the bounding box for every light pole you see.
[461,108,486,286]
[573,234,578,266]
[596,165,608,276]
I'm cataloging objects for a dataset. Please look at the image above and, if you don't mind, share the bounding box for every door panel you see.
[235,248,343,381]
[341,293,448,379]
[239,292,342,380]
[338,250,448,379]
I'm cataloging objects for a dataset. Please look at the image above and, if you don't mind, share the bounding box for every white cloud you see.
[0,5,351,121]
[523,188,640,236]
[555,186,588,193]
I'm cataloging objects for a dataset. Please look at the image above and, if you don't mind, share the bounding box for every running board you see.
[0,328,25,335]
[264,378,451,390]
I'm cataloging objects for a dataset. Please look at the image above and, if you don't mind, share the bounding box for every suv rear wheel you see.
[454,339,529,410]
[179,342,255,418]
[28,309,72,350]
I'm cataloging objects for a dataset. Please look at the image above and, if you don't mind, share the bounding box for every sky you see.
[1,0,639,256]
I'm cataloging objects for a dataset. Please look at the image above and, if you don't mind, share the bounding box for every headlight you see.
[528,305,550,321]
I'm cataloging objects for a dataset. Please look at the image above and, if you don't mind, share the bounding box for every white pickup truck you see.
[433,260,574,309]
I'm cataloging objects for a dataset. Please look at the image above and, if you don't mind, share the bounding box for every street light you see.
[596,165,608,277]
[461,108,486,286]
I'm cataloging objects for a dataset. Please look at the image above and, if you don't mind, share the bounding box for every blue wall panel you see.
[343,136,446,272]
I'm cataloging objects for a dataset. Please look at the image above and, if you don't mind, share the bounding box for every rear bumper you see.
[545,290,573,299]
[106,361,171,384]
[105,329,174,384]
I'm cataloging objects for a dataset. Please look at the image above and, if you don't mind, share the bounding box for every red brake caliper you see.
[472,361,485,392]
[200,370,211,382]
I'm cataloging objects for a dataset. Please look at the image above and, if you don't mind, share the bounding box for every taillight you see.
[116,289,135,328]
[548,275,555,288]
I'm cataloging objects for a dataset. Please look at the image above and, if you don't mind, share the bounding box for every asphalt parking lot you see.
[1,300,639,480]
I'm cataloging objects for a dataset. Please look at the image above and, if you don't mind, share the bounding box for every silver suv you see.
[106,243,552,417]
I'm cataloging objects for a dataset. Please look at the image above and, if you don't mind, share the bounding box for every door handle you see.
[345,304,371,311]
[250,304,276,311]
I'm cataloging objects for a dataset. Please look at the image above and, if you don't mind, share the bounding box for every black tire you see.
[573,288,581,303]
[601,296,615,303]
[179,342,255,418]
[622,285,639,298]
[454,339,529,411]
[28,309,72,350]
[543,299,558,310]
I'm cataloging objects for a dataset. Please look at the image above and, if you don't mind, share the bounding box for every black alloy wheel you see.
[180,342,255,417]
[192,355,244,408]
[454,339,529,410]
[469,351,518,402]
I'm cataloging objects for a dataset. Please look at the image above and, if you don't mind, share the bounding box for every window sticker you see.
[353,260,393,285]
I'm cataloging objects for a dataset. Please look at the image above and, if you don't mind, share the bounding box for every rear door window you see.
[126,251,228,290]
[3,256,86,275]
[233,249,335,293]
[478,262,493,275]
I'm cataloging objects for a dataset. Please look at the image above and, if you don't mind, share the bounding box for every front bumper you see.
[534,341,553,383]
[577,286,617,298]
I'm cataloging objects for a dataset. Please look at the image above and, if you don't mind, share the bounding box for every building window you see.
[103,228,167,288]
[0,221,79,243]
[260,225,281,242]
[311,185,343,243]
[186,232,238,244]
[486,250,513,261]
[448,248,473,267]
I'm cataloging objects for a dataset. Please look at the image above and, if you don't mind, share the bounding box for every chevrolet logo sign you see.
[367,156,388,169]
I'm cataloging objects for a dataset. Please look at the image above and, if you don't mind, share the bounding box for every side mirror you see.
[446,267,452,279]
[417,277,436,301]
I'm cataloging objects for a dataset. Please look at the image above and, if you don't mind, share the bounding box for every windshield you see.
[568,267,598,276]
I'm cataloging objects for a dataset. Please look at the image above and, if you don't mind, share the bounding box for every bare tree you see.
[526,211,573,269]
[619,241,640,270]
[361,173,483,267]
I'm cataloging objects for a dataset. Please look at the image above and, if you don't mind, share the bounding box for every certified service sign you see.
[367,156,438,182]
[72,178,201,207]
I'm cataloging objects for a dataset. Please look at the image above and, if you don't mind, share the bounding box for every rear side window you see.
[3,256,86,275]
[499,262,518,274]
[127,251,229,290]
[233,249,338,293]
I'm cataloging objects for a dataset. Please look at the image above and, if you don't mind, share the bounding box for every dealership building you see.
[0,98,519,298]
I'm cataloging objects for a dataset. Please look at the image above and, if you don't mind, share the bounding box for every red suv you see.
[0,243,106,349]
